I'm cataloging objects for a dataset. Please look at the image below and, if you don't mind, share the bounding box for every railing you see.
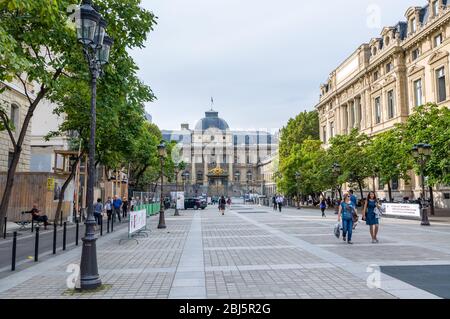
[133,203,161,217]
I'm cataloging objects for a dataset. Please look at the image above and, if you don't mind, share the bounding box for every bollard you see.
[34,227,40,262]
[63,222,67,251]
[60,212,63,227]
[107,217,110,234]
[11,232,17,271]
[75,219,79,246]
[52,223,57,255]
[111,215,114,232]
[3,217,6,239]
[100,216,103,236]
[31,218,34,233]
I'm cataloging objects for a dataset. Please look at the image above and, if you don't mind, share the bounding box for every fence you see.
[133,203,160,217]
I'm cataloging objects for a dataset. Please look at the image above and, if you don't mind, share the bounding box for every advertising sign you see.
[129,209,147,235]
[382,203,421,218]
[176,192,185,210]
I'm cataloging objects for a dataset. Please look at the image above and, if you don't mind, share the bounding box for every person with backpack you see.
[338,193,357,244]
[320,197,327,218]
[219,196,226,215]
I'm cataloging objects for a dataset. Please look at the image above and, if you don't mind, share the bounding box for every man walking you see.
[112,195,122,223]
[272,195,277,211]
[276,195,284,212]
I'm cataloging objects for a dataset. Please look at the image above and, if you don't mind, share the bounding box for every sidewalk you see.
[0,206,449,299]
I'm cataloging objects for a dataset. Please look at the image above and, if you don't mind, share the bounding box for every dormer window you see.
[411,17,416,33]
[372,47,377,56]
[432,0,439,17]
[385,36,390,46]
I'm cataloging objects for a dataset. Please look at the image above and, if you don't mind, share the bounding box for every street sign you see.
[382,203,421,218]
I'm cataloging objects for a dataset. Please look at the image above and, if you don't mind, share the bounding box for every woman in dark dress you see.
[362,191,381,244]
[219,196,226,216]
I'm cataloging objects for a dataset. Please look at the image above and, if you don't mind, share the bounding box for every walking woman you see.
[338,193,357,244]
[362,191,381,243]
[320,197,327,217]
[219,196,226,215]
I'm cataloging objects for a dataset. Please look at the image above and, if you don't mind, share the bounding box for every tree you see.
[0,0,156,232]
[327,129,373,199]
[367,128,412,202]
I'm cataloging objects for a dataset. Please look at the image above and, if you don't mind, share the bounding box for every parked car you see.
[184,197,207,210]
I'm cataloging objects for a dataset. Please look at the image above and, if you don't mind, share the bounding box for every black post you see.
[60,211,63,227]
[158,156,166,229]
[3,217,6,239]
[34,227,40,262]
[11,232,17,271]
[100,216,103,236]
[111,214,114,232]
[52,223,57,255]
[76,219,79,246]
[31,218,34,233]
[63,222,67,251]
[107,217,110,234]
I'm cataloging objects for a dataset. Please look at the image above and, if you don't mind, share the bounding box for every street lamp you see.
[412,143,432,226]
[158,142,167,229]
[174,165,180,217]
[76,0,113,291]
[332,163,342,200]
[295,171,301,209]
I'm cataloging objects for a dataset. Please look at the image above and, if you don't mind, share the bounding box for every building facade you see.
[162,109,278,197]
[316,0,450,208]
[258,150,279,198]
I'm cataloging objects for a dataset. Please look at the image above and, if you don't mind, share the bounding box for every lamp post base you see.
[158,210,166,229]
[421,208,431,226]
[174,208,180,216]
[79,236,101,290]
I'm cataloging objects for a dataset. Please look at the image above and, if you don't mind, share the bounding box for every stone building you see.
[162,109,278,197]
[315,0,450,208]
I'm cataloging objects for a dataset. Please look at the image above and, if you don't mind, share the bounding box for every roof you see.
[194,110,230,131]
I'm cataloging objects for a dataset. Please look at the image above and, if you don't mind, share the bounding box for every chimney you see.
[181,123,189,130]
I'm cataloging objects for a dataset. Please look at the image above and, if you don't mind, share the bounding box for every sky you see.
[131,0,419,131]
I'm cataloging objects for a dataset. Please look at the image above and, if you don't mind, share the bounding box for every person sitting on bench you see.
[29,204,50,230]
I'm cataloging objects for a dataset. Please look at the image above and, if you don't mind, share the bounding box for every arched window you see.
[10,104,20,134]
[245,135,250,145]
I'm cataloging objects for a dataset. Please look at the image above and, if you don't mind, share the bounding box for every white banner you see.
[382,203,421,218]
[129,209,147,234]
[176,192,185,210]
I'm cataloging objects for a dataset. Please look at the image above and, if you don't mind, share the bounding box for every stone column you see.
[191,155,196,185]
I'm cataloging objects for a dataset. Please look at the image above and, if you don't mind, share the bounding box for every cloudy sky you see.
[131,0,419,131]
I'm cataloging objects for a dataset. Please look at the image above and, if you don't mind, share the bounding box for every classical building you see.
[162,109,278,197]
[315,0,450,208]
[0,79,33,172]
[258,150,279,198]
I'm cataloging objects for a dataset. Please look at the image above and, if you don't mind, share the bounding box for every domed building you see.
[162,109,278,197]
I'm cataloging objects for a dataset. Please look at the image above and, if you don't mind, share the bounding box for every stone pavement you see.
[0,203,449,299]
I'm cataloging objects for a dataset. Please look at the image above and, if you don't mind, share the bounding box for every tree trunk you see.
[54,155,82,224]
[387,181,393,202]
[357,180,364,200]
[429,186,435,216]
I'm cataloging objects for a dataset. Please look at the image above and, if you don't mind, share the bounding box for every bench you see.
[16,211,43,230]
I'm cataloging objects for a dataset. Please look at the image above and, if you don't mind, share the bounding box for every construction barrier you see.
[133,203,161,217]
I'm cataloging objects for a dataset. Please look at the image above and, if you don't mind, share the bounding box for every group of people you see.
[218,196,232,215]
[337,189,382,245]
[94,195,134,226]
[272,195,285,212]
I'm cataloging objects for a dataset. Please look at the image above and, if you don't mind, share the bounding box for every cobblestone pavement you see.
[0,203,449,299]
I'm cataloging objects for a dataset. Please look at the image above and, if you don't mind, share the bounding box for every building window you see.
[414,79,423,106]
[387,90,395,119]
[433,0,439,16]
[412,48,420,61]
[436,67,447,102]
[411,18,416,33]
[374,97,381,124]
[233,135,238,145]
[197,171,203,181]
[386,62,393,73]
[322,126,327,143]
[10,104,19,134]
[245,135,250,145]
[392,177,399,190]
[330,122,335,139]
[373,71,379,81]
[385,36,390,46]
[378,178,385,190]
[434,34,443,47]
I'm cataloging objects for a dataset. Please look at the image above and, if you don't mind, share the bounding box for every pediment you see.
[428,51,449,65]
[408,64,425,76]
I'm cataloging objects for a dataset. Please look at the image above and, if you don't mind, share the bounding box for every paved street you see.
[0,203,450,299]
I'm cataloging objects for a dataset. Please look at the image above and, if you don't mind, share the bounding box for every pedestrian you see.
[29,204,51,230]
[105,197,113,223]
[276,195,283,212]
[122,197,129,219]
[112,195,122,223]
[130,197,135,212]
[362,191,381,244]
[320,197,327,217]
[272,195,277,211]
[349,189,358,229]
[219,196,226,215]
[338,193,357,244]
[93,198,103,226]
[227,197,232,209]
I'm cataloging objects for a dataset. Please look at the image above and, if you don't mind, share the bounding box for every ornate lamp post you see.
[174,165,180,216]
[332,163,342,200]
[157,142,167,229]
[295,171,301,209]
[75,0,113,290]
[412,144,432,226]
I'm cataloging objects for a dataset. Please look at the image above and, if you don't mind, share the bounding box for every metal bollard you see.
[11,232,17,271]
[60,212,63,227]
[100,216,103,236]
[3,217,6,239]
[52,223,57,255]
[63,222,67,251]
[107,218,110,234]
[76,219,79,246]
[111,215,114,232]
[31,218,34,233]
[34,227,40,262]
